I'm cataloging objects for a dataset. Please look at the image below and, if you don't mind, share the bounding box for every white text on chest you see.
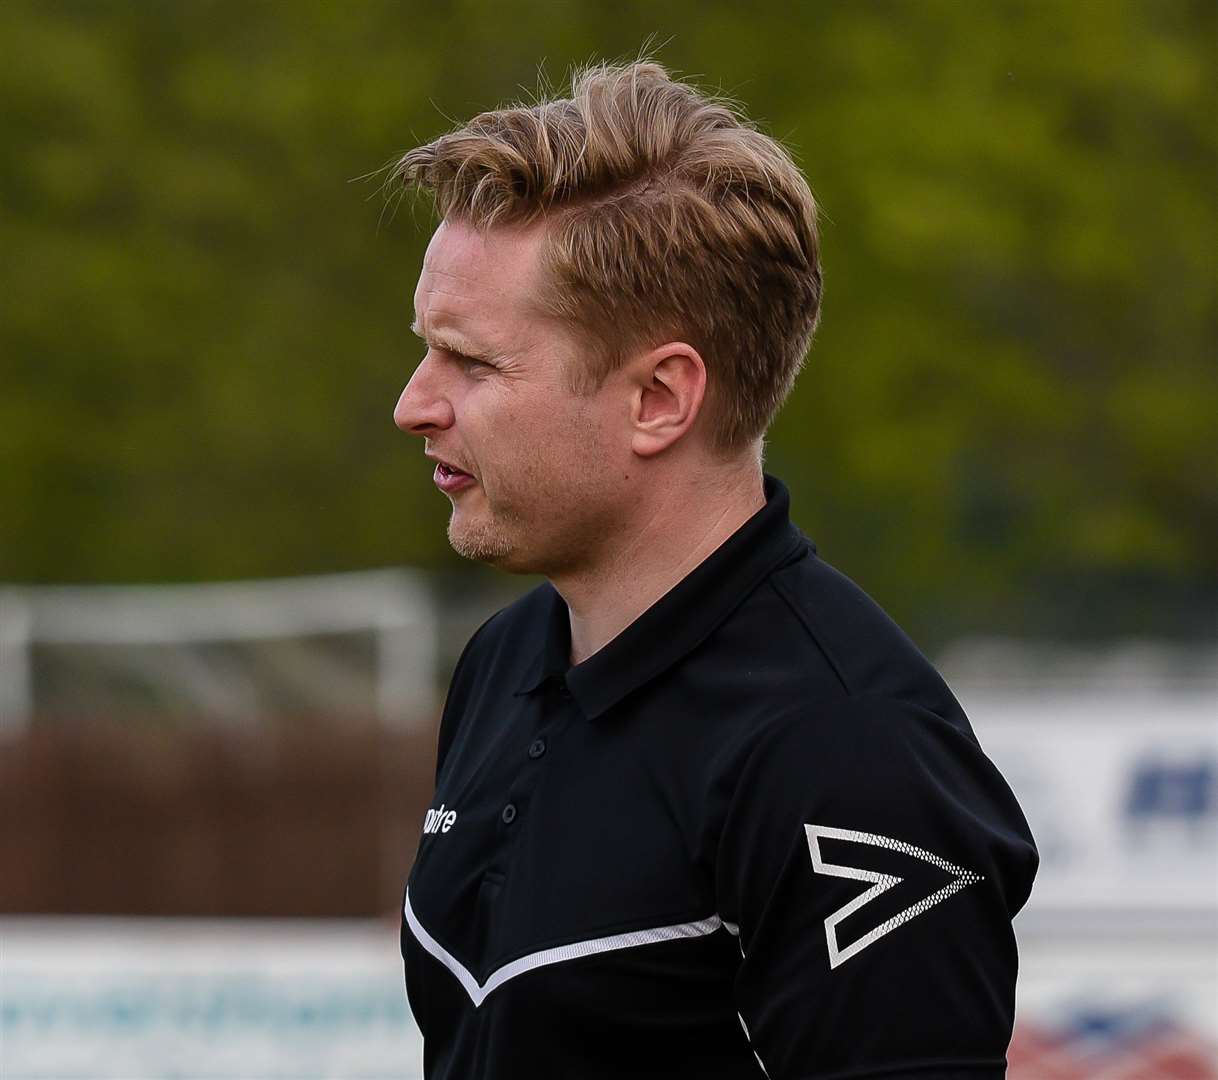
[423,804,458,834]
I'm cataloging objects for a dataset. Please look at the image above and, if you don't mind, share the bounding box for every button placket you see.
[495,679,570,837]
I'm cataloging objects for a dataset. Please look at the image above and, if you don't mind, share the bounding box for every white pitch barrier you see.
[0,918,424,1080]
[1,917,1214,1079]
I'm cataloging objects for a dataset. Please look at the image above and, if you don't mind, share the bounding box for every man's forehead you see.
[420,218,544,292]
[413,219,549,347]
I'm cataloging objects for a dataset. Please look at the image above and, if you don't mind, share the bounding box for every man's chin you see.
[447,517,517,568]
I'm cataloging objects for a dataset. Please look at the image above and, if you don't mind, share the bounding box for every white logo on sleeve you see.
[423,804,458,834]
[804,824,983,969]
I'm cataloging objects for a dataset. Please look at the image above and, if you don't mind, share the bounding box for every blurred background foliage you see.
[2,0,1214,649]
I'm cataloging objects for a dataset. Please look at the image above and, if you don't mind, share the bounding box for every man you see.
[393,60,1037,1080]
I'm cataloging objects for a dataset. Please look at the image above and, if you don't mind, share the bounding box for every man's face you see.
[394,219,630,574]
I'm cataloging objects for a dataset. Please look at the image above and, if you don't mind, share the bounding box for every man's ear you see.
[629,343,708,457]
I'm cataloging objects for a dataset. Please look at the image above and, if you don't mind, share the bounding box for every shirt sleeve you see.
[716,696,1038,1080]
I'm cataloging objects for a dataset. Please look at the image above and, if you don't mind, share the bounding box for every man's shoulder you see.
[757,544,965,725]
[471,579,554,637]
[449,580,556,680]
[432,582,555,773]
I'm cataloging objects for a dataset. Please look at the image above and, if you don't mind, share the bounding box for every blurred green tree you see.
[1,0,1214,646]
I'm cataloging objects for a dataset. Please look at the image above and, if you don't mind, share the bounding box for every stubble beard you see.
[444,417,614,574]
[445,482,608,577]
[446,506,517,566]
[448,489,523,569]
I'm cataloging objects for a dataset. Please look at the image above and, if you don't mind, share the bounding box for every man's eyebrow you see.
[410,319,496,361]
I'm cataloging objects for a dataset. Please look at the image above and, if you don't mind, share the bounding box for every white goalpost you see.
[0,569,438,733]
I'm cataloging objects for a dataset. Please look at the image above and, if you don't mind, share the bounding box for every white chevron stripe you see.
[805,824,984,969]
[404,889,727,1008]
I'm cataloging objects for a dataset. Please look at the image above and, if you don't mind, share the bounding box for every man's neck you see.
[553,465,766,665]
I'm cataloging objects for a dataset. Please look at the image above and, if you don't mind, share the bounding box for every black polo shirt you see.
[401,475,1038,1080]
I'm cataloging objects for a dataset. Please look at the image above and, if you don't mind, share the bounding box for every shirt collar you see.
[514,474,809,719]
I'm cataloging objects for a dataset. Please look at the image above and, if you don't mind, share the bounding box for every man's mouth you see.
[434,460,476,495]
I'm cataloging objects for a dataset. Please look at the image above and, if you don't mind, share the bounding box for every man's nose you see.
[394,357,455,436]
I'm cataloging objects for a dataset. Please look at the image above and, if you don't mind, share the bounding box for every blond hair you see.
[394,60,822,451]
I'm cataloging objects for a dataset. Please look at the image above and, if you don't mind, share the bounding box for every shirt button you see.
[500,803,517,825]
[528,738,546,760]
[558,683,572,700]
